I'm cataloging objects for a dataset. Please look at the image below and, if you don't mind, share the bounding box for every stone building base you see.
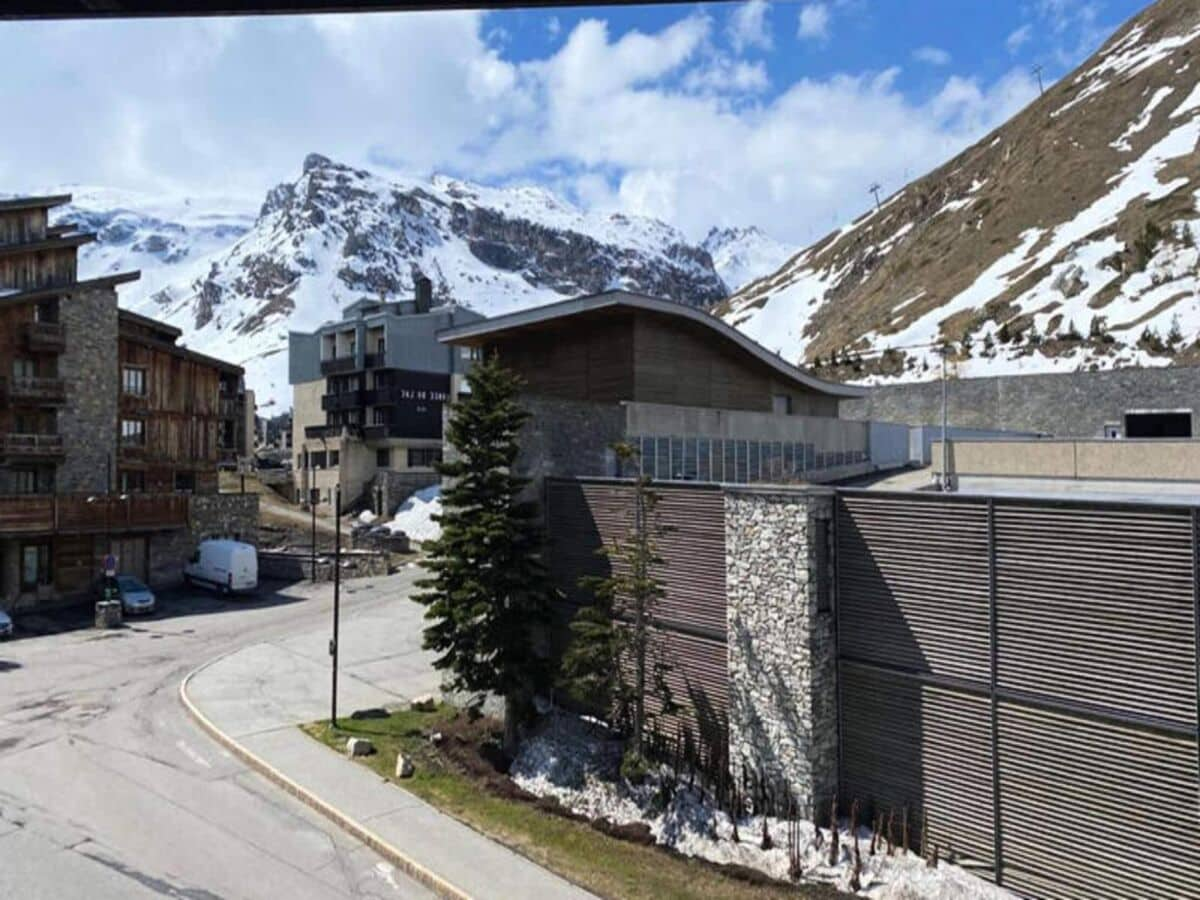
[724,486,838,816]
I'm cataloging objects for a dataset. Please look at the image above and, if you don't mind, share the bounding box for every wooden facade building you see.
[0,194,251,608]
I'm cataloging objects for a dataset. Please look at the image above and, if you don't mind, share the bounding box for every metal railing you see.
[319,356,358,375]
[0,375,67,405]
[628,434,869,485]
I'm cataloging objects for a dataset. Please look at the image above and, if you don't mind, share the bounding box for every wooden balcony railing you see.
[0,433,65,459]
[0,376,67,406]
[0,492,190,536]
[24,321,66,352]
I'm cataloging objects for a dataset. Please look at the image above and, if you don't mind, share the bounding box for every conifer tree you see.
[415,353,551,754]
[560,442,677,779]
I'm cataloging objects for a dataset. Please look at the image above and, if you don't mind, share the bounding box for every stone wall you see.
[58,288,118,492]
[146,494,260,588]
[190,493,259,544]
[840,364,1200,437]
[368,469,439,517]
[725,487,837,814]
[515,395,626,484]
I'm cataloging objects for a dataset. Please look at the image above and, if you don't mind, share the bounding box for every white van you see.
[184,540,258,595]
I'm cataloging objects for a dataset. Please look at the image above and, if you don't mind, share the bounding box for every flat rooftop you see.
[862,467,1200,507]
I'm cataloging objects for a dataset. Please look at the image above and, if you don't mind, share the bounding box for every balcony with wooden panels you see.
[0,375,67,406]
[0,492,189,536]
[23,321,66,352]
[0,432,65,460]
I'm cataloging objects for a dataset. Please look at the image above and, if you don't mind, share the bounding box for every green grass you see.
[302,708,842,900]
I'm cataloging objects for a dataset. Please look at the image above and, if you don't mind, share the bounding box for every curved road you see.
[0,573,432,899]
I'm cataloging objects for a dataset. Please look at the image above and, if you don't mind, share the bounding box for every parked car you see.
[0,609,12,639]
[114,575,156,615]
[184,540,259,595]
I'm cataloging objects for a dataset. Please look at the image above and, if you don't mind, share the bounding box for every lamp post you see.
[329,483,341,726]
[310,457,319,583]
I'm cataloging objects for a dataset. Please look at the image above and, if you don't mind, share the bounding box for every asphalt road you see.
[0,572,434,899]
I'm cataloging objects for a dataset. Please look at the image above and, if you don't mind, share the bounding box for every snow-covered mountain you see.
[701,226,791,302]
[721,0,1200,384]
[56,157,792,408]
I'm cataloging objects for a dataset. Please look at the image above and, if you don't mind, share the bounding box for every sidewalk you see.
[181,575,594,900]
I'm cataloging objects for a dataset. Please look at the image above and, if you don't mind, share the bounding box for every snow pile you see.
[510,713,1012,898]
[385,485,442,544]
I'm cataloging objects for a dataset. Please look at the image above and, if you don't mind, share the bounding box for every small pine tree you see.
[415,353,552,754]
[1167,314,1184,348]
[560,443,678,778]
[997,321,1012,344]
[982,333,996,356]
[1026,324,1042,346]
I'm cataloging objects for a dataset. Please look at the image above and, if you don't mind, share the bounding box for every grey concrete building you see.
[288,277,484,513]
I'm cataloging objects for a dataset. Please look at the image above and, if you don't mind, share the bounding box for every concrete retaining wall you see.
[841,365,1200,438]
[933,438,1200,481]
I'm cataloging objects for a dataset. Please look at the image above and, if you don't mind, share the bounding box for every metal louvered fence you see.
[836,491,1200,900]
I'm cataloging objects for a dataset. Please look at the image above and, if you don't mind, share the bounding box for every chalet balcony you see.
[321,390,363,412]
[319,356,358,376]
[0,376,67,406]
[23,321,66,352]
[218,397,239,419]
[0,433,65,460]
[363,352,384,369]
[0,492,189,536]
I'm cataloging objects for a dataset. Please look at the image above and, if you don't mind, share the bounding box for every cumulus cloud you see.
[797,4,831,42]
[913,45,951,66]
[0,9,1042,249]
[728,0,773,53]
[1006,24,1033,54]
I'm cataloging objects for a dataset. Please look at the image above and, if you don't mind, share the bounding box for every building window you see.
[328,450,340,467]
[407,447,442,469]
[12,358,35,378]
[120,470,145,493]
[460,346,481,361]
[20,543,51,590]
[122,367,147,397]
[376,448,391,468]
[373,408,387,425]
[310,451,327,469]
[12,469,37,495]
[772,394,792,415]
[175,471,195,493]
[120,419,145,446]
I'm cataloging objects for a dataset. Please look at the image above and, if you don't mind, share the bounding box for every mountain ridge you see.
[721,0,1200,386]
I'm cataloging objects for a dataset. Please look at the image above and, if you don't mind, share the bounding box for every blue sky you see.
[0,0,1149,245]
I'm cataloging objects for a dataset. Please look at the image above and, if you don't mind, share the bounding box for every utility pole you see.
[1032,64,1044,95]
[868,183,883,209]
[329,483,341,727]
[939,344,953,493]
[310,456,318,583]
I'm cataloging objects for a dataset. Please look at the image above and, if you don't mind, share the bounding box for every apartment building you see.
[288,277,483,513]
[0,194,256,609]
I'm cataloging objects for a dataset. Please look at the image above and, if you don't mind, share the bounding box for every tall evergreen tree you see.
[560,442,677,779]
[415,353,551,754]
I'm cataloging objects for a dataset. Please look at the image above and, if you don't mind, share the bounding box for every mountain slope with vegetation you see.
[721,0,1200,383]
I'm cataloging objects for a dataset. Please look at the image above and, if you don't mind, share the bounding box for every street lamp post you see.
[310,457,319,583]
[329,483,341,726]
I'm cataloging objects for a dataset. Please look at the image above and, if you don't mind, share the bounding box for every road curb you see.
[179,655,472,900]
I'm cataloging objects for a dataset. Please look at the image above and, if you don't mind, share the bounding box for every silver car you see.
[115,576,156,615]
[0,609,11,638]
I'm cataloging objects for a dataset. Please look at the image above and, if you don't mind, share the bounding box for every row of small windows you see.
[626,435,868,485]
[297,447,443,470]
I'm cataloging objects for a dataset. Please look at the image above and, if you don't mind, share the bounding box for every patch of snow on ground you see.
[1111,86,1175,151]
[385,485,441,543]
[1172,80,1200,119]
[357,510,377,525]
[511,712,1014,899]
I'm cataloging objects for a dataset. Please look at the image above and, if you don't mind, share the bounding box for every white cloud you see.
[1006,24,1033,54]
[797,3,831,42]
[728,0,773,53]
[0,9,1043,252]
[913,45,951,66]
